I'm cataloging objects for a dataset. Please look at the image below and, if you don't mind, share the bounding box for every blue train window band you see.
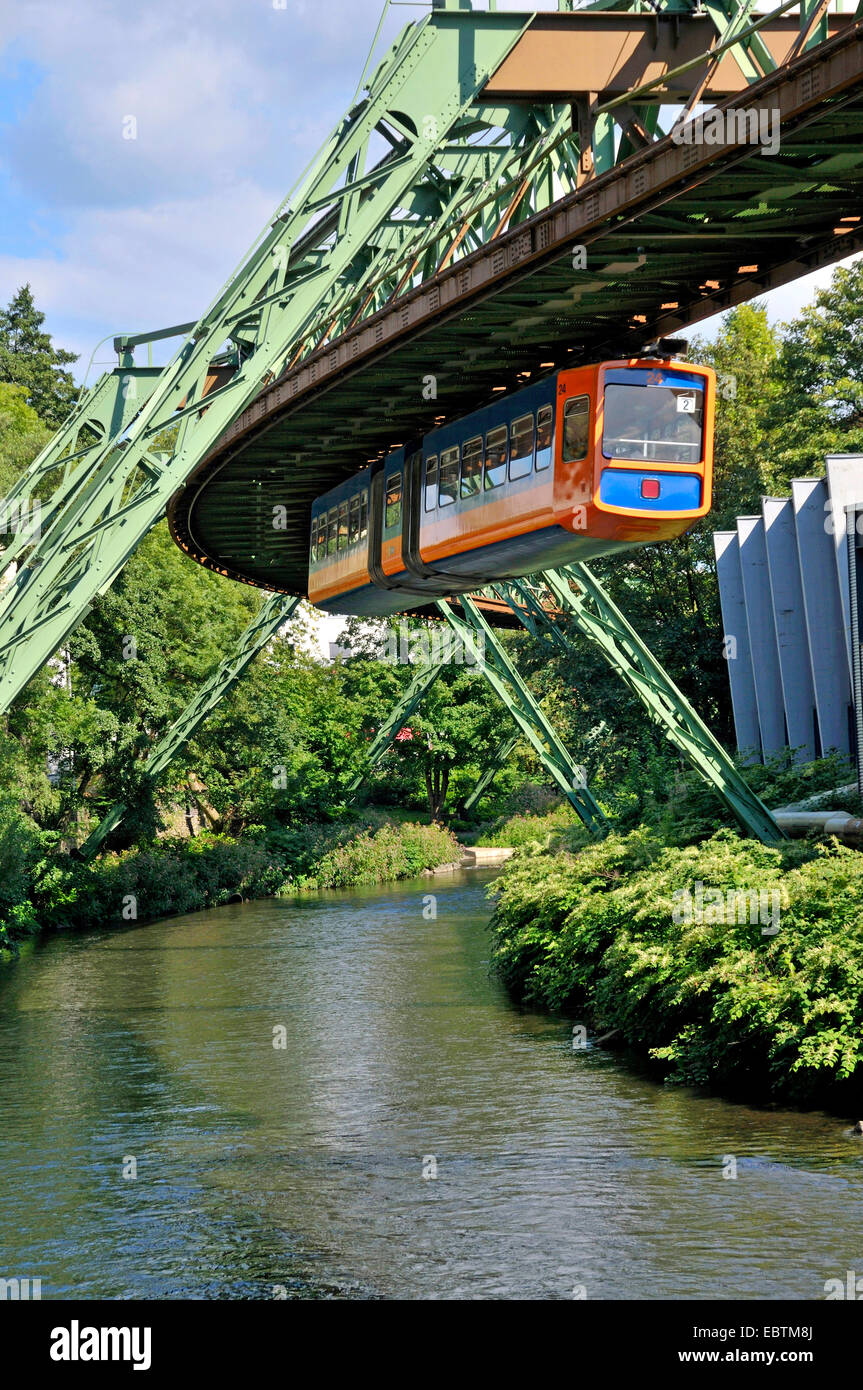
[604,369,705,389]
[599,469,702,511]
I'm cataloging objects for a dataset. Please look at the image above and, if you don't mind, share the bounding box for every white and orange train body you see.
[307,357,715,616]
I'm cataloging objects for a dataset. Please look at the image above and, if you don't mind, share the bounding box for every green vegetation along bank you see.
[489,821,863,1111]
[0,817,460,959]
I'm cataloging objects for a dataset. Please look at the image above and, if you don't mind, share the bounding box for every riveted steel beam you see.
[0,5,536,715]
[2,0,860,723]
[461,733,519,813]
[535,564,785,842]
[438,595,608,835]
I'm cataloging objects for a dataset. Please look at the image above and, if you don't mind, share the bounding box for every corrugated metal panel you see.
[713,530,761,762]
[737,516,786,757]
[791,478,851,758]
[762,496,817,763]
[824,454,863,679]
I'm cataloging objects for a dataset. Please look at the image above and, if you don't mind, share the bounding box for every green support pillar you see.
[346,656,447,798]
[520,565,785,843]
[461,733,519,814]
[438,596,608,835]
[78,592,301,860]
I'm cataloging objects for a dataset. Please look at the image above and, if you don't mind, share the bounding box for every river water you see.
[0,868,861,1300]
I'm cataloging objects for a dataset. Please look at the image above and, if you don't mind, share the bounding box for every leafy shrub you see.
[489,825,863,1105]
[0,796,44,950]
[269,818,459,889]
[475,803,586,851]
[7,818,461,947]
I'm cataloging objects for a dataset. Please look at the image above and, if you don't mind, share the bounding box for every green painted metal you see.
[516,565,785,843]
[1,0,846,714]
[346,655,447,798]
[438,596,608,834]
[77,592,302,860]
[461,732,519,813]
[0,6,537,716]
[0,365,164,574]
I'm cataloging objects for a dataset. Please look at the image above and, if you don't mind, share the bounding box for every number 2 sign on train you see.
[307,342,715,617]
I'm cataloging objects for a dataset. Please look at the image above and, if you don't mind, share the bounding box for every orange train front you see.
[307,353,715,617]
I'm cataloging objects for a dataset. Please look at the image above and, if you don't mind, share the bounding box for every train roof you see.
[311,462,377,516]
[423,372,558,458]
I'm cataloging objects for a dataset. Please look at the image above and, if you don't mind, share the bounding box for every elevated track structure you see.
[5,0,863,849]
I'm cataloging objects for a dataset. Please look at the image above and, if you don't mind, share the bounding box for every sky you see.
[0,0,858,375]
[0,0,858,653]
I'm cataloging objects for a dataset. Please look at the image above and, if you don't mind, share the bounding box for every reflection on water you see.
[0,869,861,1300]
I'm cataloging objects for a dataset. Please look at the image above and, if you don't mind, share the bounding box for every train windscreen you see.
[602,370,704,465]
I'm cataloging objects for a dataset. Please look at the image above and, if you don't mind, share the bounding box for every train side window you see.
[359,489,369,542]
[316,518,326,564]
[439,446,459,507]
[348,495,360,546]
[460,436,483,499]
[337,499,349,551]
[385,471,402,530]
[563,395,590,461]
[309,517,318,568]
[484,425,508,490]
[424,456,438,512]
[536,405,554,471]
[509,414,535,481]
[327,507,338,557]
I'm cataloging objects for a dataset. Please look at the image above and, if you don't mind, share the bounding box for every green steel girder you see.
[1,0,857,721]
[176,12,863,595]
[521,565,785,842]
[461,732,519,813]
[438,596,608,835]
[77,592,301,860]
[346,655,447,797]
[486,577,575,656]
[0,366,165,572]
[0,6,540,716]
[346,596,607,831]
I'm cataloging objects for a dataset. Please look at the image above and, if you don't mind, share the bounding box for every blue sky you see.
[0,0,858,379]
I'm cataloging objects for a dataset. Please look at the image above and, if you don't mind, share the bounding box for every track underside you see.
[168,23,863,599]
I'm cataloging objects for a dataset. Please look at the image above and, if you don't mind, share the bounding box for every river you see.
[0,868,861,1300]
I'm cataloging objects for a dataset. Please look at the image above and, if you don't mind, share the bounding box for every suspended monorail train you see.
[307,353,715,616]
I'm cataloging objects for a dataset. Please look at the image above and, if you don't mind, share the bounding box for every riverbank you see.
[6,868,862,1301]
[488,823,863,1111]
[0,816,460,959]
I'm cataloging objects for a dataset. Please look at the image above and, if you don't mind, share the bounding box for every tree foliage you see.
[0,285,78,429]
[0,270,861,879]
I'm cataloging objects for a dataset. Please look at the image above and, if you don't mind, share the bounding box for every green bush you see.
[8,818,461,946]
[489,825,863,1105]
[474,803,586,850]
[0,796,44,951]
[269,818,459,889]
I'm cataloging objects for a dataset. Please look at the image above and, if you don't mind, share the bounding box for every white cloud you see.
[0,0,391,361]
[0,0,858,369]
[0,180,284,363]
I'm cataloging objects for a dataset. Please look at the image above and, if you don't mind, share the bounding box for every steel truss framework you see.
[78,593,301,860]
[500,565,784,840]
[171,3,863,593]
[345,593,607,834]
[78,557,782,851]
[348,566,782,841]
[1,0,860,714]
[0,0,834,847]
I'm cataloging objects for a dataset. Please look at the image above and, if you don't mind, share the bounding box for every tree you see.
[58,522,262,842]
[0,382,51,501]
[0,285,78,430]
[766,259,863,482]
